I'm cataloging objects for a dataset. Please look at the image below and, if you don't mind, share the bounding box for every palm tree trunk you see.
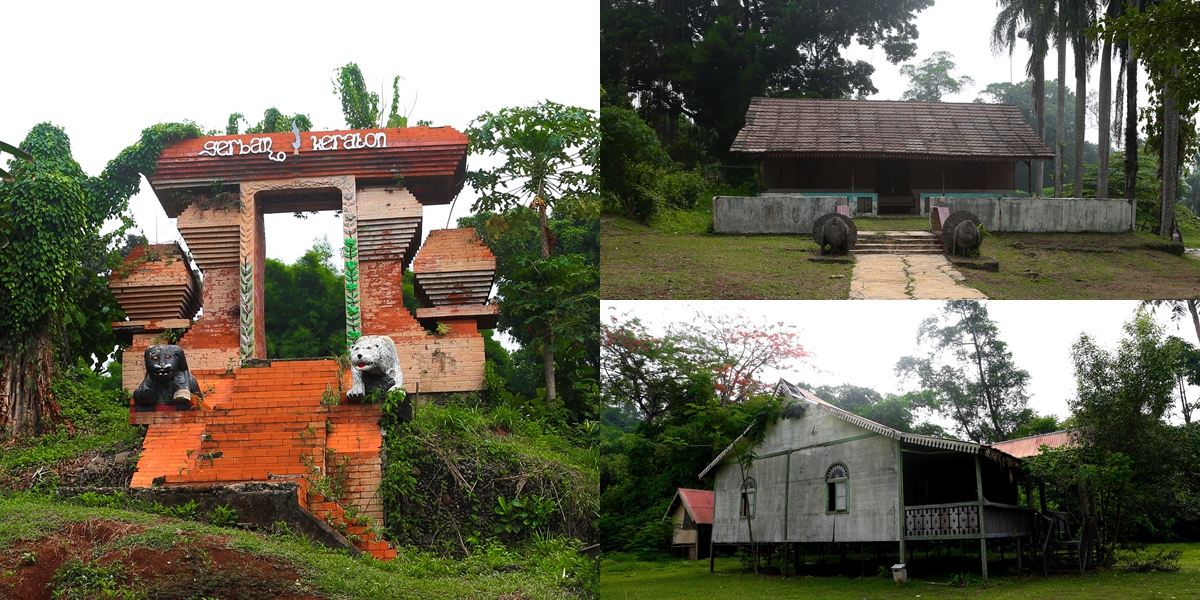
[1056,15,1067,198]
[1161,80,1179,237]
[1098,38,1112,199]
[1035,61,1047,197]
[1124,3,1142,208]
[0,330,60,438]
[1073,30,1086,198]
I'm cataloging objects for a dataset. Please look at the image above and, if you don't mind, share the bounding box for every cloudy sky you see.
[603,300,1198,430]
[849,0,1153,147]
[1,0,598,264]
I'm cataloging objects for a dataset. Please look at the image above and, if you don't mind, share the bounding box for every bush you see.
[656,169,709,210]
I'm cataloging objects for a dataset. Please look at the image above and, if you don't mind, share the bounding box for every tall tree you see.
[467,101,597,408]
[0,122,201,437]
[1055,7,1067,197]
[992,0,1056,197]
[898,51,975,102]
[895,301,1032,443]
[1096,0,1126,199]
[1064,0,1097,198]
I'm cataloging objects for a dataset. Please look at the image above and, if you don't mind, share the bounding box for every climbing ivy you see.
[0,121,202,358]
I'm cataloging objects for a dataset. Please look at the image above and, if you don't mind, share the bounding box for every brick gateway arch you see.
[107,126,498,559]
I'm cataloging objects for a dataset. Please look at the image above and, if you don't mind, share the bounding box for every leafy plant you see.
[493,495,555,538]
[209,504,238,527]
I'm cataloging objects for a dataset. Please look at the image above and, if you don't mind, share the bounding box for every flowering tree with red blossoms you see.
[670,311,815,406]
[601,309,814,420]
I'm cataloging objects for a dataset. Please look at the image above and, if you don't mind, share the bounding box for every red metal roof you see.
[989,431,1076,458]
[148,126,468,215]
[731,97,1055,161]
[677,488,714,525]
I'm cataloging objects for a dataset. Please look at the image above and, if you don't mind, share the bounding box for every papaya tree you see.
[466,101,597,408]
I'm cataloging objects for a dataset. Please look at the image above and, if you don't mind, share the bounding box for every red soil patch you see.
[0,519,324,600]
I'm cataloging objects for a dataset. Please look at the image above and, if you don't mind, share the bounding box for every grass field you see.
[601,548,1200,599]
[958,231,1200,299]
[602,210,1199,300]
[601,215,852,299]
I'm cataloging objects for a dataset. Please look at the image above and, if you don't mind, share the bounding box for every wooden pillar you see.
[783,542,789,578]
[709,536,715,573]
[976,453,988,584]
[896,440,907,564]
[1017,536,1023,573]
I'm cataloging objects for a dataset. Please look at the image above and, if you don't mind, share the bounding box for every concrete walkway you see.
[849,254,987,300]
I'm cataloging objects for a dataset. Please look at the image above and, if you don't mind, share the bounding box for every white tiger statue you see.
[346,335,403,403]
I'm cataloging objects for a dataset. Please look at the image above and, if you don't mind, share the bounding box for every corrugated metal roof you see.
[675,488,714,525]
[731,97,1055,160]
[697,378,1025,479]
[989,430,1076,458]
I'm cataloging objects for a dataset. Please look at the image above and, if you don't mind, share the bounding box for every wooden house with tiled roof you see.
[730,98,1055,215]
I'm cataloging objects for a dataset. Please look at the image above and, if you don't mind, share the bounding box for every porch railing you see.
[904,501,1034,539]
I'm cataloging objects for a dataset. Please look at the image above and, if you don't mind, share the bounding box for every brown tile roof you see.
[731,97,1055,160]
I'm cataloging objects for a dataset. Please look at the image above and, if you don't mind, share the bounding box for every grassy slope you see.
[600,551,1200,599]
[602,208,1200,300]
[0,493,593,599]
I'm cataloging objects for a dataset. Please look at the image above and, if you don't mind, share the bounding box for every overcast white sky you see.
[603,300,1199,430]
[0,0,598,264]
[850,0,1155,148]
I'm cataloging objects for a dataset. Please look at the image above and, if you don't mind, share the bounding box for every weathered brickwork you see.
[129,360,392,558]
[177,266,241,371]
[108,244,200,320]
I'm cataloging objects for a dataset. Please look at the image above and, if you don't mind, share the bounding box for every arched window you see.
[740,477,756,519]
[826,463,848,513]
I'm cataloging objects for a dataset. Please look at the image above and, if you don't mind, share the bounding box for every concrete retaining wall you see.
[713,195,840,234]
[933,197,1133,233]
[58,482,359,555]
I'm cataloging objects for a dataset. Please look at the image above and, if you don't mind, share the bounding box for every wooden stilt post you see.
[976,453,988,584]
[896,440,907,565]
[783,543,789,578]
[709,536,715,573]
[1017,537,1023,573]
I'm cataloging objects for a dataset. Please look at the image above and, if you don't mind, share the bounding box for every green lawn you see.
[601,215,852,299]
[958,232,1200,299]
[601,548,1200,600]
[603,211,1200,300]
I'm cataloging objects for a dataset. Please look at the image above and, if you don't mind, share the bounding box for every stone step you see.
[852,248,944,255]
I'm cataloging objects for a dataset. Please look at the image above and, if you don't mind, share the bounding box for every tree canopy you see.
[895,300,1034,443]
[263,238,347,359]
[900,51,975,102]
[602,0,934,155]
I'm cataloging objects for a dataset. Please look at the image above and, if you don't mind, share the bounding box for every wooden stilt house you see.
[700,380,1038,581]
